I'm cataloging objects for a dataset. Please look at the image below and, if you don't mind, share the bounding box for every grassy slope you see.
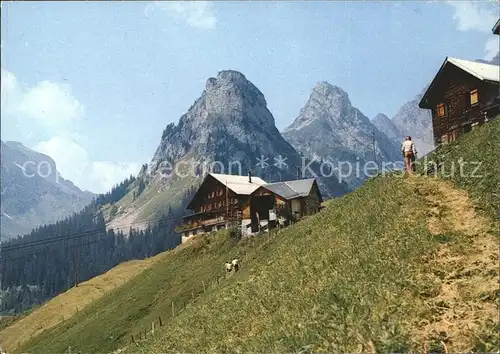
[13,120,499,353]
[417,116,500,221]
[0,253,168,351]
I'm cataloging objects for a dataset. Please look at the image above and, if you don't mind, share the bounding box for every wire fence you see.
[122,228,282,349]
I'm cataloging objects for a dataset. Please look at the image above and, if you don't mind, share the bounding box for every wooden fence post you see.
[202,280,206,293]
[159,316,163,326]
[172,301,175,317]
[152,321,155,336]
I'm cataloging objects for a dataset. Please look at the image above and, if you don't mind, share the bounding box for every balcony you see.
[176,213,226,233]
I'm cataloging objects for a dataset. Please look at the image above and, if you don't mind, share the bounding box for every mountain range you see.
[0,141,94,240]
[283,82,402,188]
[1,69,437,238]
[0,69,436,315]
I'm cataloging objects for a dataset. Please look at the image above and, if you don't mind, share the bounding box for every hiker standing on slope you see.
[401,136,417,174]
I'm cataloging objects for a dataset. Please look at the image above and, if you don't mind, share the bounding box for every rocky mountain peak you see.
[285,81,352,132]
[373,113,390,122]
[312,81,349,99]
[1,141,94,240]
[391,92,434,156]
[372,113,403,145]
[283,83,401,189]
[152,70,294,172]
[150,71,349,198]
[206,70,247,88]
[204,70,267,108]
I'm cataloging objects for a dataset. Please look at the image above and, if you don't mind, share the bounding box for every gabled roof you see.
[209,173,267,195]
[493,19,500,35]
[260,178,321,201]
[419,57,500,109]
[447,58,499,82]
[186,173,268,210]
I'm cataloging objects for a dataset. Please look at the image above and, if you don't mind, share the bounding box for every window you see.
[470,89,479,106]
[436,103,446,118]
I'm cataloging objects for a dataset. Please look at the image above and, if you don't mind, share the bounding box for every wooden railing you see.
[177,216,226,232]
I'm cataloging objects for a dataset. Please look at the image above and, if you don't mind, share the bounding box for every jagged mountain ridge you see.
[150,71,349,197]
[391,91,434,156]
[282,82,401,189]
[1,141,94,240]
[372,113,403,146]
[476,51,500,66]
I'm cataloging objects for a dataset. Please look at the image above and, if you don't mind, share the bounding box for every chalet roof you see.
[493,19,500,35]
[261,178,317,200]
[447,58,499,82]
[209,173,267,195]
[186,173,268,210]
[419,57,500,109]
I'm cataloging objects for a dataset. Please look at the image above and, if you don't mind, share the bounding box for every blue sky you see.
[1,1,498,193]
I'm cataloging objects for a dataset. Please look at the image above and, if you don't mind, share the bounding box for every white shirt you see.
[231,259,239,266]
[402,140,416,153]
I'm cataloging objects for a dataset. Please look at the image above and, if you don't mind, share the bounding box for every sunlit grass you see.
[14,120,499,353]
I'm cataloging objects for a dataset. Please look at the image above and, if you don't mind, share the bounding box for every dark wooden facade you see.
[252,179,323,224]
[179,175,246,238]
[419,60,499,146]
[178,174,324,241]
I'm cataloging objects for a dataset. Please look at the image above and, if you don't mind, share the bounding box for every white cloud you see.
[145,1,216,30]
[2,70,140,194]
[35,135,89,178]
[484,37,499,60]
[35,135,140,194]
[447,1,499,61]
[19,81,84,126]
[1,69,19,109]
[447,1,497,33]
[1,70,84,127]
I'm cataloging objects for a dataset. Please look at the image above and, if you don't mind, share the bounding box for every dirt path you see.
[409,176,498,352]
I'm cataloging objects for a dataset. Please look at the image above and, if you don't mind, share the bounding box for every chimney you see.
[248,170,252,183]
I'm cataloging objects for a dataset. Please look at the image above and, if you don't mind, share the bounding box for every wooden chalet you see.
[178,173,323,243]
[251,179,322,231]
[419,57,500,146]
[178,172,267,242]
